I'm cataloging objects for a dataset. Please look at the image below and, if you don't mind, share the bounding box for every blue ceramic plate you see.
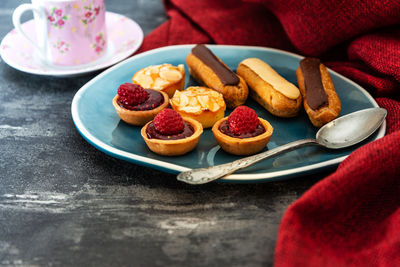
[71,45,385,182]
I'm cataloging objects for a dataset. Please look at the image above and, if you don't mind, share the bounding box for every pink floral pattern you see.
[2,12,142,73]
[91,32,105,54]
[53,41,70,54]
[81,4,102,25]
[48,7,69,29]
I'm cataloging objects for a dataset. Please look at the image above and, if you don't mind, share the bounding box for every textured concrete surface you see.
[0,1,330,266]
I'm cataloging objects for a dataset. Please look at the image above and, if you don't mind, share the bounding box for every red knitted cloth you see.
[138,0,400,265]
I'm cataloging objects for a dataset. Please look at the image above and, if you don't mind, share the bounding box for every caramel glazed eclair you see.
[186,44,248,108]
[237,58,302,118]
[296,58,341,127]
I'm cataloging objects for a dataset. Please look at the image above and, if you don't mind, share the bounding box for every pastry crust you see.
[141,117,203,156]
[212,117,273,156]
[237,58,302,118]
[186,52,248,108]
[112,91,169,126]
[170,86,226,128]
[175,109,224,129]
[296,63,341,127]
[132,64,185,98]
[161,77,185,98]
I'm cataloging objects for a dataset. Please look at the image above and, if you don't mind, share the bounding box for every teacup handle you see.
[12,3,48,64]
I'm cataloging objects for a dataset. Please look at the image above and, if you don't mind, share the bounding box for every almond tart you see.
[141,109,203,156]
[170,86,226,128]
[112,83,169,126]
[212,106,273,156]
[132,63,185,98]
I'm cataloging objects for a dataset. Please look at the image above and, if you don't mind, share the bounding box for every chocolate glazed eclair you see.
[186,45,248,108]
[296,58,341,127]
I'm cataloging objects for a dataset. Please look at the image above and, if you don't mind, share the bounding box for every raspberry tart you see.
[141,109,203,156]
[112,83,169,126]
[132,64,185,98]
[212,106,273,155]
[170,86,226,128]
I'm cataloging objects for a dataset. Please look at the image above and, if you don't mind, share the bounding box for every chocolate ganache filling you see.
[192,44,239,86]
[118,89,163,111]
[300,58,329,110]
[146,122,194,140]
[219,120,265,139]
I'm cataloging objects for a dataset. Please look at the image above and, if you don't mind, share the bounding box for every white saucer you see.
[0,11,143,77]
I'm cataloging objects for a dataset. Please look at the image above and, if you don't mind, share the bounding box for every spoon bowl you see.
[316,108,387,149]
[178,108,387,185]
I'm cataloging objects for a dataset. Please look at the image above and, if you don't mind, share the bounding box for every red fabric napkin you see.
[137,0,400,265]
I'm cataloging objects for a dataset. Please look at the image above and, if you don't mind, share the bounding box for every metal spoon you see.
[177,107,387,185]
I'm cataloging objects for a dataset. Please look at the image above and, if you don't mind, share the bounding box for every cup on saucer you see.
[12,0,107,68]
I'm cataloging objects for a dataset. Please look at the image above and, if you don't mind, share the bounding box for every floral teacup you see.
[13,0,107,67]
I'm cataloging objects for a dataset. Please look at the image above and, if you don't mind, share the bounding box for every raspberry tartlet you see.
[112,83,169,126]
[212,106,273,155]
[170,86,226,128]
[141,109,203,156]
[132,64,185,98]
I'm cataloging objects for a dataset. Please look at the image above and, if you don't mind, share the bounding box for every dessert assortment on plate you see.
[113,44,341,156]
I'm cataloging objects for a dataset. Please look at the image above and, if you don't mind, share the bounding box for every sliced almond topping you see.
[171,99,179,107]
[160,69,182,82]
[210,91,220,98]
[153,77,169,89]
[150,65,160,74]
[170,86,225,114]
[180,106,201,114]
[160,65,171,72]
[184,90,195,97]
[133,64,184,90]
[208,99,215,112]
[189,96,199,107]
[179,93,189,107]
[197,95,209,108]
[216,98,225,107]
[133,73,153,88]
[172,90,181,99]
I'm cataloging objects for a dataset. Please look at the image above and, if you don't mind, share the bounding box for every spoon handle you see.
[177,138,319,184]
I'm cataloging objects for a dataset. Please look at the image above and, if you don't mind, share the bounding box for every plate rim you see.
[0,11,143,77]
[71,44,386,182]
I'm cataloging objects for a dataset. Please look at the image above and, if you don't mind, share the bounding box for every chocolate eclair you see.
[186,44,248,108]
[296,58,341,127]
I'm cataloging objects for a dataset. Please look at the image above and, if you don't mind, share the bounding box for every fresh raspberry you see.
[228,106,259,135]
[117,83,149,106]
[153,109,185,135]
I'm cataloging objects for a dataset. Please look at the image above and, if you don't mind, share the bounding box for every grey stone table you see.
[0,1,329,266]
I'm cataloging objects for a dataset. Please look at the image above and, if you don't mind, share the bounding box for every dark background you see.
[0,1,325,266]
